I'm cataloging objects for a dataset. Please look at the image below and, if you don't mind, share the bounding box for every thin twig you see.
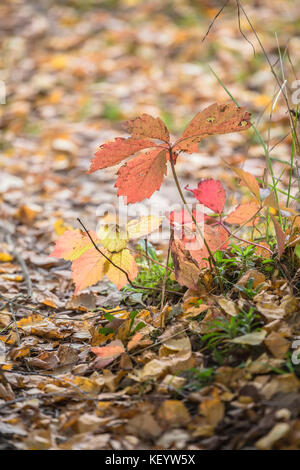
[201,0,230,42]
[160,235,171,312]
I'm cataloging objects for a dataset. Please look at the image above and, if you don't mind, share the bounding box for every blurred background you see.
[0,0,299,235]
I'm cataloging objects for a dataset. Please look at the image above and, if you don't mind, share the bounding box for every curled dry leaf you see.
[264,332,290,359]
[199,392,225,428]
[170,236,201,290]
[157,400,190,427]
[255,423,290,450]
[232,167,260,201]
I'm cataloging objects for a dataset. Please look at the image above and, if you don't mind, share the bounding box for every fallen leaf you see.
[91,339,125,369]
[230,330,266,345]
[157,400,190,427]
[256,423,290,450]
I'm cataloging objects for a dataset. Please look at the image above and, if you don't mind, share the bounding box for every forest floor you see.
[1,0,300,450]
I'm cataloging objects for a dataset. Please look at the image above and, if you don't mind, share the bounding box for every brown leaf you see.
[272,216,286,258]
[157,400,190,427]
[170,236,200,290]
[264,332,290,359]
[232,167,260,201]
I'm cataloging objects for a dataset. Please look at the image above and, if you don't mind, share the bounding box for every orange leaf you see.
[124,114,169,142]
[71,248,108,294]
[232,167,260,201]
[263,191,278,209]
[174,103,251,153]
[88,137,154,172]
[50,229,97,261]
[255,242,272,258]
[225,201,259,226]
[115,148,167,203]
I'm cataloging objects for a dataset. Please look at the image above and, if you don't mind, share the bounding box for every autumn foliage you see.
[88,103,251,203]
[49,102,298,294]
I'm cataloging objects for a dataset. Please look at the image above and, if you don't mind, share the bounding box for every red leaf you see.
[123,114,170,142]
[115,148,167,204]
[186,179,226,214]
[88,137,154,173]
[167,208,204,227]
[174,103,251,153]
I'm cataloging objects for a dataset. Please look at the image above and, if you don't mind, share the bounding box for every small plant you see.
[201,307,262,362]
[124,256,180,302]
[236,277,264,300]
[50,103,298,298]
[180,367,215,392]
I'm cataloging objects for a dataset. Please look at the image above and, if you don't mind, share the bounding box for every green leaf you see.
[132,321,146,334]
[103,312,116,322]
[98,327,115,336]
[295,245,300,260]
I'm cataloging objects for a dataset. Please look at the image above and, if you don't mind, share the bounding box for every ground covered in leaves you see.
[1,0,300,451]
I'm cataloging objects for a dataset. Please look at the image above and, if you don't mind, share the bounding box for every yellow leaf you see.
[97,224,128,252]
[54,218,73,235]
[104,249,138,289]
[0,253,13,262]
[127,215,162,240]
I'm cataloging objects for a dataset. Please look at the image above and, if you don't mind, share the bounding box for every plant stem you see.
[167,148,223,291]
[160,235,171,312]
[220,222,273,255]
